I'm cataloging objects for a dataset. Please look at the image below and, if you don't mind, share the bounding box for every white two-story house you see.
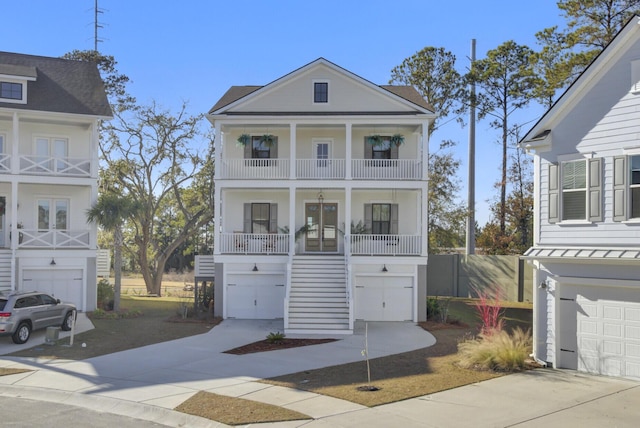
[521,16,640,380]
[205,58,433,334]
[0,52,111,311]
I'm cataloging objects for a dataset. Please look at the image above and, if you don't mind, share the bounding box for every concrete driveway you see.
[0,319,637,427]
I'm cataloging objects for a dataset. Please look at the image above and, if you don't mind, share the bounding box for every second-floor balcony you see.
[220,158,423,180]
[0,155,92,178]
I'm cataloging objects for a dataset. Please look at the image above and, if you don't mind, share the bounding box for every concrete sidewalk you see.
[0,320,638,427]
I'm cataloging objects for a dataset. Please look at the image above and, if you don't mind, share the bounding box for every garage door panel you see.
[226,275,285,320]
[355,276,413,322]
[23,269,83,309]
[568,288,640,380]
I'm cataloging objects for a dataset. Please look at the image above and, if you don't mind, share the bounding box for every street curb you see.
[0,384,228,428]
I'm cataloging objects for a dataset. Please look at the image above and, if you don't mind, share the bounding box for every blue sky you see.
[1,0,567,227]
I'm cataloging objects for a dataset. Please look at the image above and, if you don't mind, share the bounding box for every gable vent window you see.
[314,82,328,103]
[0,82,22,100]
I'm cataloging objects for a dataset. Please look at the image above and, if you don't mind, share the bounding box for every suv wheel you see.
[61,312,74,331]
[12,322,31,344]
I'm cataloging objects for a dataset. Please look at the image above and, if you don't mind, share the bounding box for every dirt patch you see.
[175,391,312,425]
[224,338,338,355]
[0,368,32,376]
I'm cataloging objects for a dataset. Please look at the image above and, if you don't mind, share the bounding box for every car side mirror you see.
[56,299,61,304]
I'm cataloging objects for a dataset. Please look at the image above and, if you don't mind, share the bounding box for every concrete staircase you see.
[286,255,352,335]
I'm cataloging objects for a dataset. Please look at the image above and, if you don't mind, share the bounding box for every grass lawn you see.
[5,293,532,425]
[8,295,220,360]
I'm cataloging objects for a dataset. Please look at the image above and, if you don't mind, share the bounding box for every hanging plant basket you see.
[237,133,251,146]
[390,133,405,147]
[260,134,276,146]
[366,134,384,146]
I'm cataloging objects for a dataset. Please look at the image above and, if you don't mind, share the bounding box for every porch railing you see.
[352,159,423,180]
[0,154,11,173]
[350,234,421,255]
[296,159,345,179]
[219,232,290,254]
[221,159,289,179]
[18,229,91,248]
[19,155,91,177]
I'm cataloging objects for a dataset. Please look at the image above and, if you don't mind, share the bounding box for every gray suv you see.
[0,291,76,344]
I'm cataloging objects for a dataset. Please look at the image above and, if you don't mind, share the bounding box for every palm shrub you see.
[97,279,114,310]
[458,327,532,372]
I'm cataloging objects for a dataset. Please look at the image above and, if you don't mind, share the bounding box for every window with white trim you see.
[313,82,328,103]
[562,160,587,220]
[0,82,22,100]
[631,155,640,218]
[548,157,601,223]
[38,199,69,231]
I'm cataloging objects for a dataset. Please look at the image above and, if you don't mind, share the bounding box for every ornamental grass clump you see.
[458,327,532,372]
[472,285,505,334]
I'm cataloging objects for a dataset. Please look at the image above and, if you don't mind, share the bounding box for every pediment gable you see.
[210,58,433,116]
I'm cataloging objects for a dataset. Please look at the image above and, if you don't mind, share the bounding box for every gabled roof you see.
[521,15,640,147]
[0,51,112,117]
[209,57,435,115]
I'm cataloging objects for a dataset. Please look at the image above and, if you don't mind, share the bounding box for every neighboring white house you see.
[203,58,434,334]
[521,16,640,380]
[0,52,111,311]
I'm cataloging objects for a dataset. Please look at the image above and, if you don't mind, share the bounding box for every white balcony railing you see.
[350,234,421,255]
[296,159,345,179]
[352,159,423,180]
[0,154,11,173]
[221,159,289,179]
[20,155,91,177]
[18,229,91,248]
[219,232,290,254]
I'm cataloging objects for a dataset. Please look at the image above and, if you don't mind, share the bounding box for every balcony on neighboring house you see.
[0,154,92,177]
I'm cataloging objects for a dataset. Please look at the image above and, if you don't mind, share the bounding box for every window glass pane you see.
[632,188,640,218]
[314,82,328,103]
[372,140,391,160]
[0,135,4,153]
[563,160,586,190]
[55,200,68,229]
[0,82,22,100]
[252,136,270,159]
[38,200,50,229]
[632,155,640,185]
[251,203,270,233]
[372,204,391,234]
[36,138,49,156]
[562,191,586,220]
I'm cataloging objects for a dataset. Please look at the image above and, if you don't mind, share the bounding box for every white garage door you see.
[558,285,640,379]
[226,274,285,319]
[23,269,84,310]
[355,276,413,321]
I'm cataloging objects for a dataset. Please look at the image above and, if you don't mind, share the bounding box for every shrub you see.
[471,285,504,334]
[426,297,441,320]
[97,279,114,310]
[266,331,285,343]
[457,327,532,372]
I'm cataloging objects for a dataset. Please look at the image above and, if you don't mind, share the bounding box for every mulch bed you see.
[224,338,338,355]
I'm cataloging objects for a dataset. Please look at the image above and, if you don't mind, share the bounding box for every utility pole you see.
[466,39,476,255]
[94,0,104,52]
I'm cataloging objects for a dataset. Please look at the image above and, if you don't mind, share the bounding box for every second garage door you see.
[558,284,640,380]
[355,276,413,321]
[23,269,84,310]
[226,274,285,319]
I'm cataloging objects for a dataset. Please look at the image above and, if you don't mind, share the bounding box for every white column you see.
[289,185,296,255]
[290,123,296,179]
[421,121,429,256]
[214,122,222,181]
[11,112,19,175]
[214,188,222,256]
[345,184,352,254]
[345,122,352,180]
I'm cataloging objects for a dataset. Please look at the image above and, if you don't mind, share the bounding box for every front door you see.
[304,202,338,252]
